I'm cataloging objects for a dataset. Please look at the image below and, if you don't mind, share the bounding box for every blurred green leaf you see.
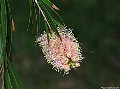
[6,0,13,61]
[5,68,13,89]
[1,0,7,46]
[8,61,26,89]
[28,0,35,31]
[0,6,2,66]
[36,12,40,37]
[1,0,27,89]
[0,0,7,68]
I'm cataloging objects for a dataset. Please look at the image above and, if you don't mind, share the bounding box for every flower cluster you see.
[36,26,83,74]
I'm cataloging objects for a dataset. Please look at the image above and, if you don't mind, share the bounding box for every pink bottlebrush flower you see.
[36,26,83,74]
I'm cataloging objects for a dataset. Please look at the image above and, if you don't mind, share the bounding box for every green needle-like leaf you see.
[6,0,13,61]
[28,0,35,31]
[42,0,64,24]
[1,0,7,46]
[40,1,61,37]
[0,0,7,67]
[35,5,40,37]
[1,0,27,89]
[5,68,13,89]
[52,18,61,27]
[0,5,2,66]
[41,0,52,7]
[8,62,26,89]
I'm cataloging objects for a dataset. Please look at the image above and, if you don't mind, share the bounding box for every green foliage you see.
[42,0,64,24]
[28,0,64,38]
[0,0,7,67]
[0,0,26,89]
[1,0,65,88]
[5,61,26,89]
[4,0,120,89]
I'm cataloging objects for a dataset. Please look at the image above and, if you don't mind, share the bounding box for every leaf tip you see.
[12,19,15,32]
[52,4,59,10]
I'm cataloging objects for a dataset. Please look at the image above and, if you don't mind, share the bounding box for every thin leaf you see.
[0,6,3,66]
[8,62,26,89]
[0,0,7,67]
[1,0,7,46]
[40,1,61,37]
[5,0,13,61]
[27,0,35,31]
[4,68,13,89]
[52,18,61,27]
[41,0,52,7]
[42,0,64,24]
[34,2,40,37]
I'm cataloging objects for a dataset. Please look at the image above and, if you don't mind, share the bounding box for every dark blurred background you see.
[9,0,120,89]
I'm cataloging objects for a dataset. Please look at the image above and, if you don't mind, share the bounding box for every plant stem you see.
[1,60,4,89]
[34,0,52,30]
